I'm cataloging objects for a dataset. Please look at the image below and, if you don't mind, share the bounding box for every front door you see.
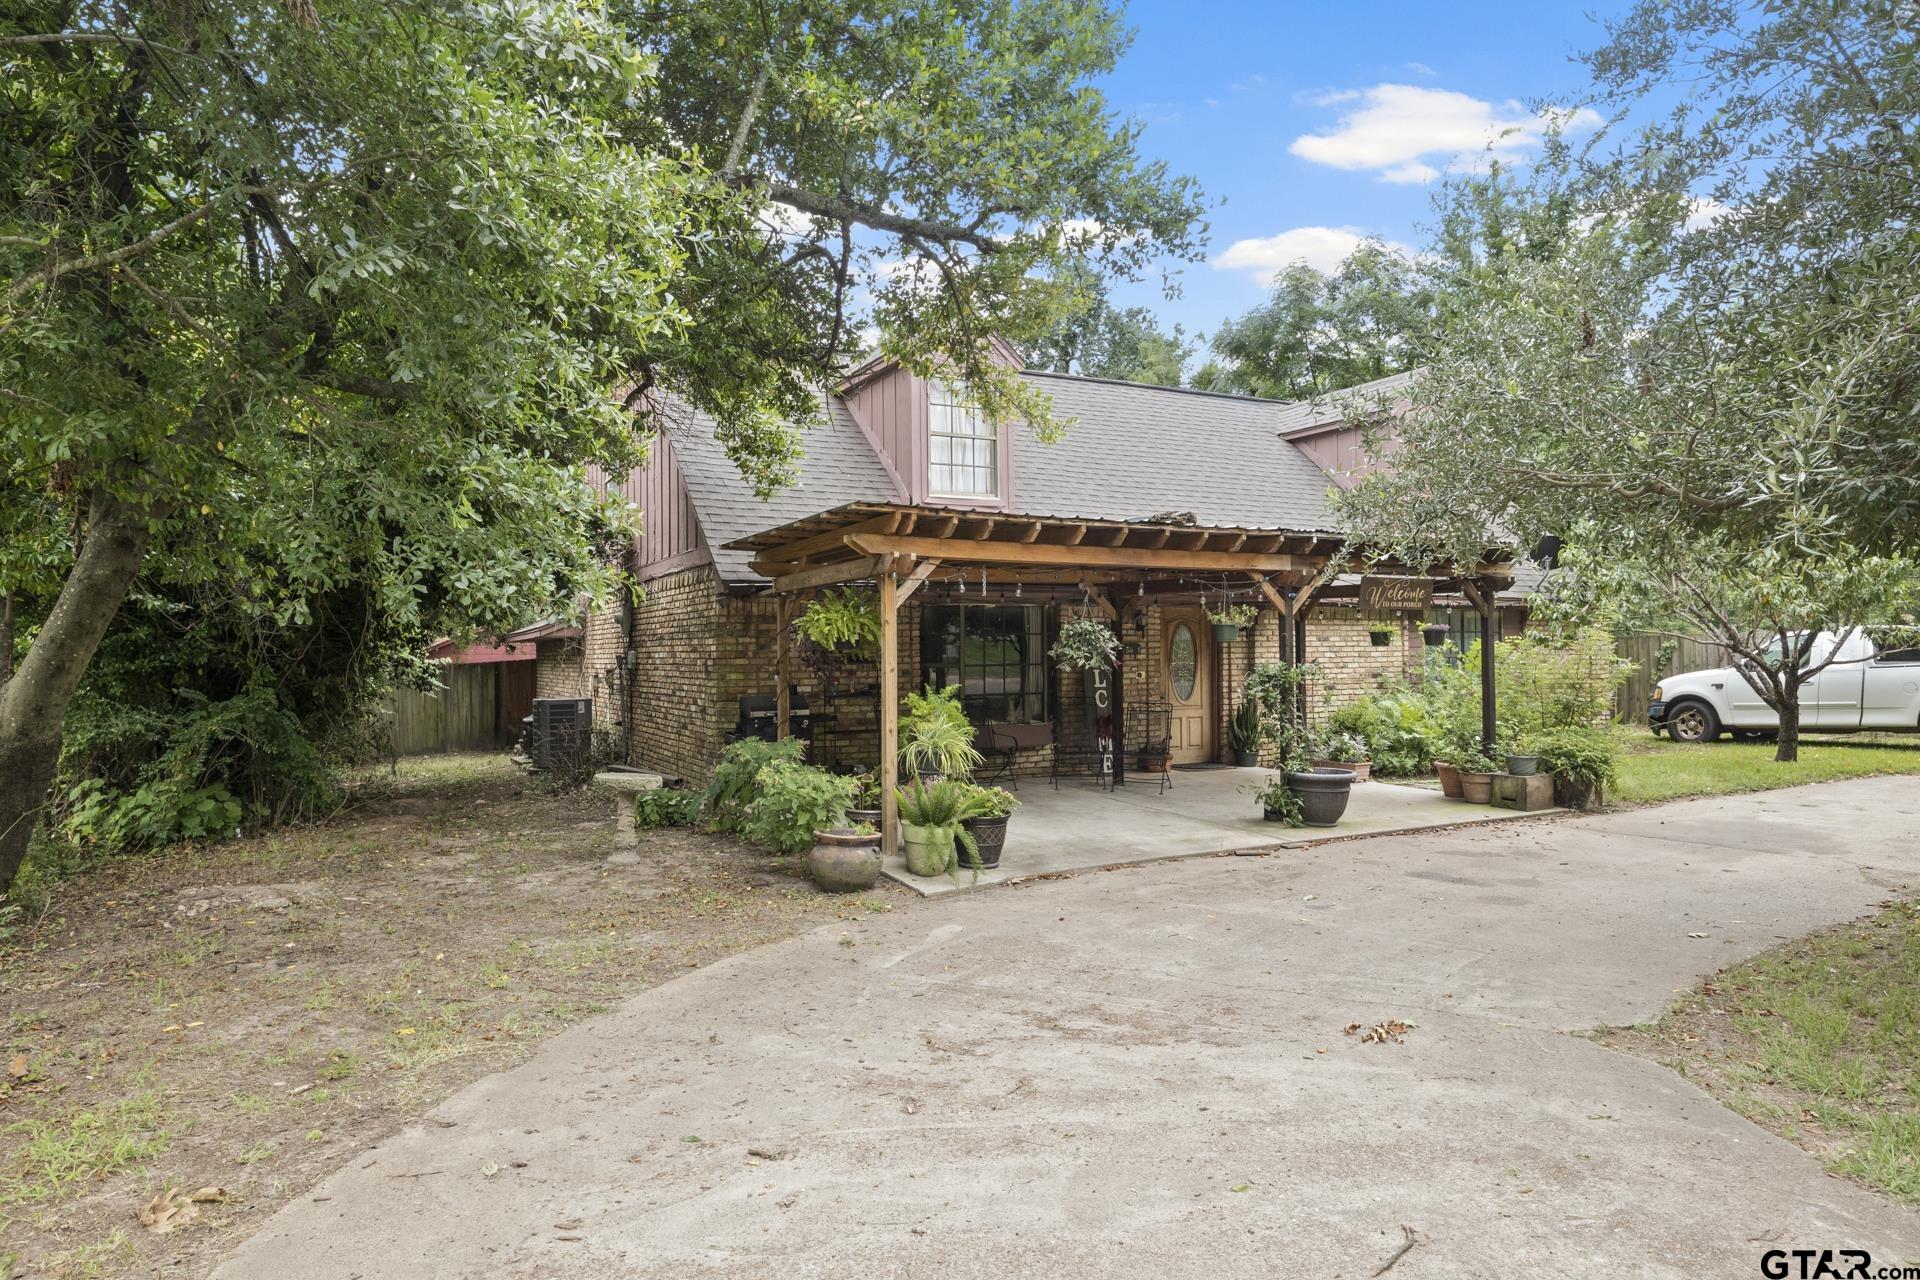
[1163,609,1213,764]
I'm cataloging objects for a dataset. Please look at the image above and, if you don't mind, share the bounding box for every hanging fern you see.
[794,588,881,661]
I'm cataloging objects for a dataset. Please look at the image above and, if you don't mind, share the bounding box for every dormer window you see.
[928,379,997,498]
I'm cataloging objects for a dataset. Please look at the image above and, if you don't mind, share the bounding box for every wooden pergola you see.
[727,503,1512,856]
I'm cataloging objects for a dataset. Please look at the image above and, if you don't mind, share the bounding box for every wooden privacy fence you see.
[381,661,536,755]
[1614,633,1729,720]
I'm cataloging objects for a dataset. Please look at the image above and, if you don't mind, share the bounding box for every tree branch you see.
[745,179,1005,254]
[4,187,262,306]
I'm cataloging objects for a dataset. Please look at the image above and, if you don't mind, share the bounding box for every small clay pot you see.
[1434,761,1464,799]
[1313,758,1371,782]
[1458,771,1494,804]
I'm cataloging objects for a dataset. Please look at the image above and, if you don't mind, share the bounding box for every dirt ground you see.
[0,755,909,1279]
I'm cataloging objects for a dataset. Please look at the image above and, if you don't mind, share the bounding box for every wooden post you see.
[1480,589,1498,757]
[774,593,791,740]
[1461,579,1497,756]
[879,567,900,858]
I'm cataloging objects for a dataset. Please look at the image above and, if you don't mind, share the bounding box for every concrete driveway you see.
[214,777,1920,1279]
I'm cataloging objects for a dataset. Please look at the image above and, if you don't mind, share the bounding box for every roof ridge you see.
[1018,367,1300,407]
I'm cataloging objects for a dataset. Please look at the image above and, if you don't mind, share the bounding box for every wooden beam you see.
[879,569,899,858]
[1079,580,1119,621]
[847,533,1298,573]
[1018,521,1043,543]
[767,554,885,594]
[1459,578,1491,617]
[894,558,940,607]
[751,514,900,573]
[1246,572,1288,614]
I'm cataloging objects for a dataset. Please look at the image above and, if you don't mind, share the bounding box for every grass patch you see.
[1610,730,1920,807]
[1598,900,1920,1204]
[1,1094,172,1208]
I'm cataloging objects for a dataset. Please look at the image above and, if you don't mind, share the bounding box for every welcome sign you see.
[1356,574,1434,615]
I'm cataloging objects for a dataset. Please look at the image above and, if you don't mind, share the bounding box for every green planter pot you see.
[901,822,956,877]
[1211,623,1240,642]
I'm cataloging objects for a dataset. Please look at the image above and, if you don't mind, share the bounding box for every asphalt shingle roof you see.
[659,367,1433,582]
[1010,371,1336,530]
[655,391,898,582]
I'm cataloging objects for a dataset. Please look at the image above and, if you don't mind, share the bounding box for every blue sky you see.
[1100,0,1634,343]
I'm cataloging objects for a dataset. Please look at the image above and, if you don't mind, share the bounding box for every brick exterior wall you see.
[545,580,1471,785]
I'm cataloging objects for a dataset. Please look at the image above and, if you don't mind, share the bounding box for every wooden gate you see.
[384,662,528,755]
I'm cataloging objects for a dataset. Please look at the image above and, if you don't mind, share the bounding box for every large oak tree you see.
[0,0,1204,893]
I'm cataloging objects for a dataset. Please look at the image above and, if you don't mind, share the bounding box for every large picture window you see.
[920,604,1049,723]
[928,379,998,498]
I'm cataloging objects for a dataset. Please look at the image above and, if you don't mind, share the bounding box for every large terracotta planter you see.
[1285,768,1356,827]
[808,829,882,892]
[1434,761,1464,799]
[1313,758,1371,782]
[901,822,956,877]
[1458,771,1494,804]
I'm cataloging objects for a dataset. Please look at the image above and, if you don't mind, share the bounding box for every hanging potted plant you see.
[1050,616,1119,671]
[1368,625,1395,647]
[1207,602,1258,642]
[1227,699,1262,768]
[1421,621,1451,647]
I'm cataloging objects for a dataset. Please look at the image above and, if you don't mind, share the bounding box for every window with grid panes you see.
[928,379,997,497]
[920,604,1049,723]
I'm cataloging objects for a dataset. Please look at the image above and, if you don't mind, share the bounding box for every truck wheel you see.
[1666,700,1721,744]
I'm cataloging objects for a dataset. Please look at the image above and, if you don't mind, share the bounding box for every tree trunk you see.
[1775,694,1801,763]
[0,490,153,896]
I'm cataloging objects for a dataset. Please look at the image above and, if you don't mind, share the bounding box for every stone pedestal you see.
[1491,771,1555,812]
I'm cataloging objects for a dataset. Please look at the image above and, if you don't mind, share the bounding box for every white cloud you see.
[1212,226,1411,284]
[1404,61,1438,78]
[1684,196,1733,232]
[1289,83,1602,184]
[758,200,817,238]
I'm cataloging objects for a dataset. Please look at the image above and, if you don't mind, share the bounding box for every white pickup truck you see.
[1649,631,1920,742]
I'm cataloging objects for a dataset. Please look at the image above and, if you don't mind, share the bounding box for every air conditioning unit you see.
[525,697,592,772]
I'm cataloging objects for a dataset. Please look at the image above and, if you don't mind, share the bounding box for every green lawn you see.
[1610,729,1920,807]
[1598,901,1920,1204]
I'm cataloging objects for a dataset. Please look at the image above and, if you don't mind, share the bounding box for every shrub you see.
[699,737,805,833]
[744,761,859,855]
[1228,699,1262,755]
[634,787,697,829]
[1535,726,1619,792]
[63,777,244,848]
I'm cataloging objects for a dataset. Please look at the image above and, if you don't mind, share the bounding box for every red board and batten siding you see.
[842,362,1013,512]
[591,430,709,578]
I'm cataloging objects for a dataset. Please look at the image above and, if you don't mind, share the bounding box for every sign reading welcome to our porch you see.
[1356,574,1435,615]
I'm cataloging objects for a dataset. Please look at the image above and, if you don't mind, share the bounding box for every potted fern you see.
[1227,699,1262,767]
[895,779,982,880]
[1208,602,1258,642]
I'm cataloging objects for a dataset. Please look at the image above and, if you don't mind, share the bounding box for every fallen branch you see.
[1372,1225,1419,1277]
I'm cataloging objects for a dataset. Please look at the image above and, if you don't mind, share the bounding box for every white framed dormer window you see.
[928,379,997,498]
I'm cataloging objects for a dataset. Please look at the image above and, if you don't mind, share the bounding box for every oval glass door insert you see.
[1170,623,1197,701]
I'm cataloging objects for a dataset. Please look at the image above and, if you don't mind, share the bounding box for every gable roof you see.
[1010,371,1336,530]
[654,391,898,581]
[653,368,1432,583]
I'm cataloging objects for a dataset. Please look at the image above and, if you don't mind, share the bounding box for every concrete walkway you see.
[214,777,1920,1280]
[883,769,1554,895]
